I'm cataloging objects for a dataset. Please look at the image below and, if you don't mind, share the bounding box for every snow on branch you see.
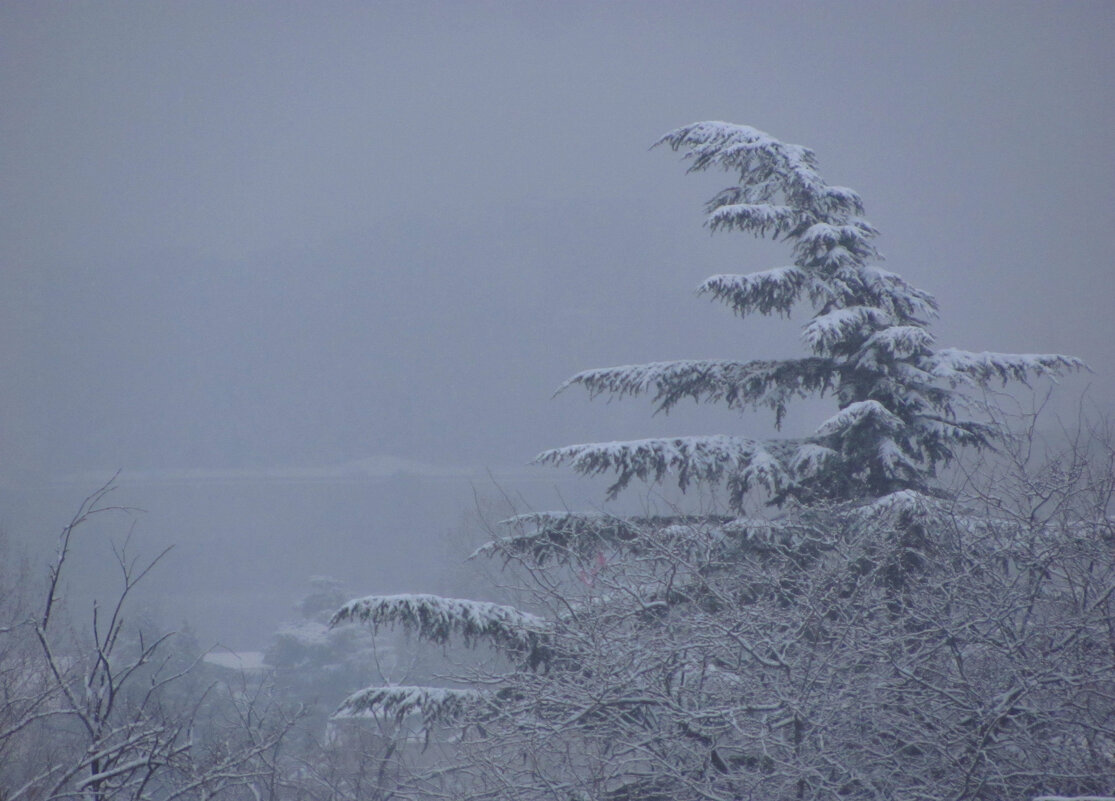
[735,447,790,502]
[697,266,807,318]
[861,266,939,322]
[815,400,904,439]
[657,122,808,173]
[789,443,838,480]
[473,512,734,564]
[720,516,820,547]
[656,122,841,216]
[817,185,866,217]
[330,594,546,658]
[795,220,880,266]
[333,685,487,727]
[925,349,1086,387]
[657,124,953,356]
[535,435,788,500]
[559,356,835,424]
[705,203,800,238]
[850,489,949,529]
[876,437,921,477]
[915,416,993,450]
[802,306,891,355]
[856,326,935,366]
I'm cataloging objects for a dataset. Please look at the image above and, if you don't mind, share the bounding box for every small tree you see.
[329,123,1106,800]
[0,479,294,801]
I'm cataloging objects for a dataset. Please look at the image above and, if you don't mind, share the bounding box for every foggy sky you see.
[2,3,1113,645]
[3,2,1113,478]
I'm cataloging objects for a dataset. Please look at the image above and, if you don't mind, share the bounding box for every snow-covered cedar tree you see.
[328,124,1109,801]
[538,121,1083,508]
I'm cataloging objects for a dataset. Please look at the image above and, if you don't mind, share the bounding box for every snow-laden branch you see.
[815,400,904,438]
[861,266,939,322]
[697,266,807,318]
[559,356,835,422]
[849,489,949,526]
[802,306,891,355]
[794,220,880,266]
[913,415,993,450]
[657,122,814,175]
[785,443,837,483]
[333,685,487,726]
[535,435,789,500]
[331,594,546,660]
[473,512,736,565]
[876,437,921,476]
[925,349,1086,387]
[656,122,847,221]
[706,202,801,238]
[856,326,935,366]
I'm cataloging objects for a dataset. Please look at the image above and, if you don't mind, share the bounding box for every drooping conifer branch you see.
[330,594,547,664]
[560,357,835,424]
[536,435,790,501]
[473,512,737,565]
[334,685,489,727]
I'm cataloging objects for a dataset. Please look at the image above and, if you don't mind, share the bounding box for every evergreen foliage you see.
[540,122,1082,506]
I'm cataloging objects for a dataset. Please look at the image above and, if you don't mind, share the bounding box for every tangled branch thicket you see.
[330,403,1112,801]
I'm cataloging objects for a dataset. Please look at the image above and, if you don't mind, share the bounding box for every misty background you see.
[2,2,1112,649]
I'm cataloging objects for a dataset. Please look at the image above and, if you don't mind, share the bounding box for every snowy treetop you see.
[543,122,1086,507]
[657,123,834,212]
[658,123,876,261]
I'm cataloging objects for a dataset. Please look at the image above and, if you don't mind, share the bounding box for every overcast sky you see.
[3,2,1112,480]
[3,1,1113,646]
